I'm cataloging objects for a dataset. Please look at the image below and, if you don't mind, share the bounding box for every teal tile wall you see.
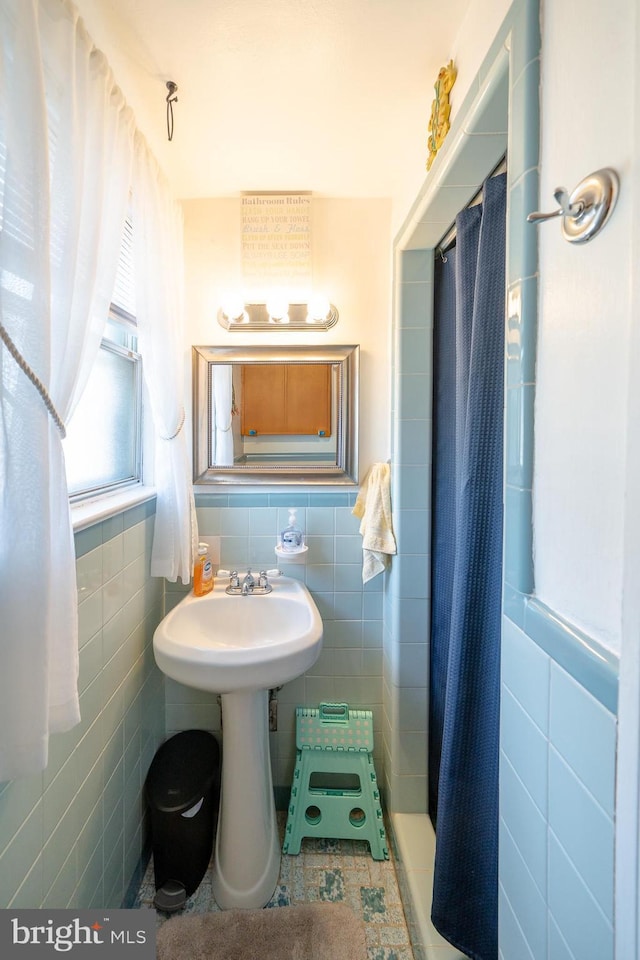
[165,494,384,794]
[500,619,615,960]
[0,501,165,909]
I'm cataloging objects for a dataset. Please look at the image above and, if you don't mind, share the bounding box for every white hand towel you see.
[352,462,397,583]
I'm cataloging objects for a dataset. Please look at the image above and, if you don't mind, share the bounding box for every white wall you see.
[533,0,636,653]
[181,196,393,478]
[391,0,511,235]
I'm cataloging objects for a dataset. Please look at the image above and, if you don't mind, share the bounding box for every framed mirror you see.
[192,344,359,484]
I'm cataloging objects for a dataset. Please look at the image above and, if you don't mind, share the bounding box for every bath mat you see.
[156,901,367,960]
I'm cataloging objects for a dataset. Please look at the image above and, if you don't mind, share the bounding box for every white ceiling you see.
[75,0,471,200]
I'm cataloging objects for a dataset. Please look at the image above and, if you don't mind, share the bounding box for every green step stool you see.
[283,702,389,860]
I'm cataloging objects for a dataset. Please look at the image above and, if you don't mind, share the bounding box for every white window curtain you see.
[132,131,197,583]
[212,364,235,466]
[0,0,134,779]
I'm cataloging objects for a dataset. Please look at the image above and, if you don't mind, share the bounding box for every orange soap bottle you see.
[194,542,214,596]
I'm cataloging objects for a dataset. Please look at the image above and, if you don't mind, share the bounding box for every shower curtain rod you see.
[436,155,507,259]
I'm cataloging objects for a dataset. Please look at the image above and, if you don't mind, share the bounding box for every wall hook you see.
[527,168,619,244]
[165,80,178,142]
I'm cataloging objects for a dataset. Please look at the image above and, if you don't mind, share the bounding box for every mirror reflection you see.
[212,362,337,467]
[193,345,359,484]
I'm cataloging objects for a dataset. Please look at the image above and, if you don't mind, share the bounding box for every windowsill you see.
[71,485,157,532]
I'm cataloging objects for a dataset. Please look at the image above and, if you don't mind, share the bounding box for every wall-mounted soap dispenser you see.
[275,508,308,560]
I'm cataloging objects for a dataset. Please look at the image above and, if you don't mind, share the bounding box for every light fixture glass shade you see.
[221,297,248,323]
[306,295,331,323]
[266,295,289,322]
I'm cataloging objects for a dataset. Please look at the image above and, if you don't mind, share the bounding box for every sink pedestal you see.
[212,689,280,909]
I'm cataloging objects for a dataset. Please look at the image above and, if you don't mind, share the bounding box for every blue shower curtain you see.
[429,173,506,960]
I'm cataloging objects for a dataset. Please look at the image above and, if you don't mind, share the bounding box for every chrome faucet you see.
[225,568,272,596]
[241,570,255,595]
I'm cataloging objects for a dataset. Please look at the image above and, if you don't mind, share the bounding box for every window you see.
[63,217,144,499]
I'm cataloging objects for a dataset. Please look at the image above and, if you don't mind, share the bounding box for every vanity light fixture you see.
[217,299,339,332]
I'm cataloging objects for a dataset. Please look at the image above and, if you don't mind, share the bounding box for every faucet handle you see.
[229,570,240,588]
[258,570,269,588]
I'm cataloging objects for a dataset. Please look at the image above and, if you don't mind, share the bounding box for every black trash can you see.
[145,730,220,913]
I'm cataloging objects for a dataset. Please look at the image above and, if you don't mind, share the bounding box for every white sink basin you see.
[153,575,322,693]
[152,574,323,911]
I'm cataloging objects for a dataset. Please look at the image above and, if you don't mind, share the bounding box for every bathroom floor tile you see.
[135,812,414,959]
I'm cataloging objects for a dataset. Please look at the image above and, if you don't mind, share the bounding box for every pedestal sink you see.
[152,575,323,909]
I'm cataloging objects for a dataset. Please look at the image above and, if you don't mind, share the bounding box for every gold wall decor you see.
[426,59,457,171]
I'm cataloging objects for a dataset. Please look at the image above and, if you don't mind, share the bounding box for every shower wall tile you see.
[498,885,536,960]
[500,617,616,960]
[399,328,431,375]
[548,748,613,920]
[395,686,428,732]
[397,373,432,420]
[502,616,549,733]
[396,419,431,466]
[511,0,542,78]
[394,465,430,512]
[395,509,430,556]
[508,167,539,282]
[400,250,433,284]
[499,822,547,960]
[399,280,431,327]
[501,686,547,814]
[393,598,430,643]
[386,773,428,815]
[548,917,576,960]
[500,756,546,895]
[0,506,165,910]
[508,57,540,180]
[504,484,534,595]
[393,554,429,599]
[548,834,613,960]
[549,663,616,816]
[395,731,428,777]
[506,276,538,388]
[505,384,535,488]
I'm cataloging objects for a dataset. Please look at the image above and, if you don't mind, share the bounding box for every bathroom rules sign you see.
[241,193,312,295]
